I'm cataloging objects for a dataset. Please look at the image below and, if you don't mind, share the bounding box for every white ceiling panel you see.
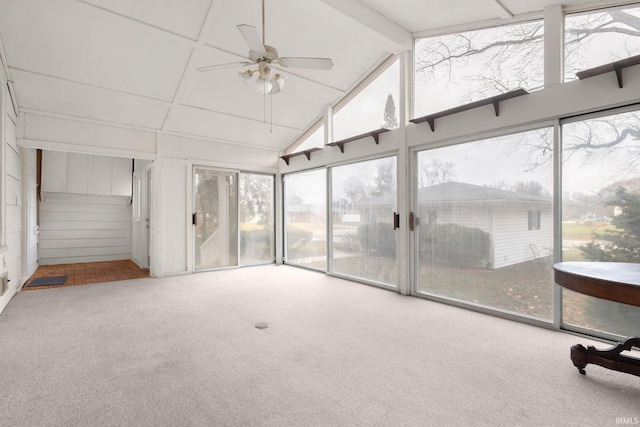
[0,0,192,101]
[165,105,301,150]
[78,0,213,40]
[359,0,508,32]
[501,0,594,16]
[12,70,170,129]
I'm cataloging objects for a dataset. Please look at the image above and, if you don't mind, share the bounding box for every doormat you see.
[27,276,68,287]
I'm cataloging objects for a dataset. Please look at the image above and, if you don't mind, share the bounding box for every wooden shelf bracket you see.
[576,54,640,89]
[410,88,529,132]
[279,147,322,166]
[327,128,390,153]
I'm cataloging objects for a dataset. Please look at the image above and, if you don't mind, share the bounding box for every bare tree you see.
[415,8,640,98]
[511,180,549,197]
[415,7,640,169]
[419,159,455,187]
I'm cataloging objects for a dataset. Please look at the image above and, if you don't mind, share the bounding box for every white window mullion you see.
[544,5,565,88]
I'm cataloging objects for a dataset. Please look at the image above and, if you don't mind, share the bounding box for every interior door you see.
[25,148,39,276]
[146,168,151,268]
[193,167,238,270]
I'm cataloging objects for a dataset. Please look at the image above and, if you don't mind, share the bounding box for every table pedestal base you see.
[571,337,640,377]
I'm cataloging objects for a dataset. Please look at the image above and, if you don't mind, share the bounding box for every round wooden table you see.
[554,262,640,377]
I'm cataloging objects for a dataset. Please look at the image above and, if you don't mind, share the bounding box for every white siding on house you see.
[492,206,553,269]
[38,192,132,265]
[420,205,491,231]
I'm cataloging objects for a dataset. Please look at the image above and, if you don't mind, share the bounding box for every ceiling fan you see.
[197,0,334,95]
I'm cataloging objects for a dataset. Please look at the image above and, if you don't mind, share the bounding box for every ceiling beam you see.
[161,0,225,132]
[312,0,412,54]
[491,0,514,19]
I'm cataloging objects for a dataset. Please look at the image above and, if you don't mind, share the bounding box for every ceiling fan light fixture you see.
[253,76,272,94]
[238,69,255,80]
[274,73,286,90]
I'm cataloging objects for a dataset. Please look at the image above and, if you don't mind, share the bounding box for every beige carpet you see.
[0,265,638,426]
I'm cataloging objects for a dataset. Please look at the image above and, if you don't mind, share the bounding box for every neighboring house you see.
[365,182,553,269]
[285,203,326,223]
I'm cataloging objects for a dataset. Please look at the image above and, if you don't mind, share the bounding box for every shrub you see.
[357,223,396,256]
[285,227,314,259]
[286,227,313,246]
[240,229,273,260]
[419,223,490,268]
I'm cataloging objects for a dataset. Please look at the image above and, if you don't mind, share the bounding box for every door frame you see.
[192,165,240,272]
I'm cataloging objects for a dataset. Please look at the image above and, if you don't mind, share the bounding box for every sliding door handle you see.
[409,212,415,231]
[393,212,400,230]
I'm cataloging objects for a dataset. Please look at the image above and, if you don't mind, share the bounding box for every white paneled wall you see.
[42,151,132,196]
[0,66,22,314]
[38,193,132,265]
[39,150,133,265]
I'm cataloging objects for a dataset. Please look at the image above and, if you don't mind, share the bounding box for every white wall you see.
[0,65,22,314]
[38,151,133,265]
[20,113,157,160]
[38,192,132,265]
[154,158,188,276]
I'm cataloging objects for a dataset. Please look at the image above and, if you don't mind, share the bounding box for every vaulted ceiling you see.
[0,0,591,154]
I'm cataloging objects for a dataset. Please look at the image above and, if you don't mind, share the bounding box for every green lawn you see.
[561,222,617,240]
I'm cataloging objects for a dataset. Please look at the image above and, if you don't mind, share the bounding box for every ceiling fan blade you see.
[197,61,252,72]
[237,24,267,58]
[277,57,334,70]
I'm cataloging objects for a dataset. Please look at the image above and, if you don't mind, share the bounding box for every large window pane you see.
[416,129,554,320]
[561,110,640,337]
[239,173,274,265]
[284,169,327,269]
[331,156,397,286]
[290,123,323,154]
[565,5,640,82]
[333,60,399,141]
[414,20,543,117]
[194,168,238,270]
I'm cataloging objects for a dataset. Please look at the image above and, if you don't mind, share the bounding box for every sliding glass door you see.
[415,129,554,320]
[283,169,327,270]
[330,156,398,286]
[193,167,239,270]
[561,109,640,337]
[239,173,274,265]
[194,167,276,271]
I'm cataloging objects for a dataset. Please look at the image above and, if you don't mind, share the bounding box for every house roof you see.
[365,182,551,207]
[418,182,551,205]
[0,0,590,154]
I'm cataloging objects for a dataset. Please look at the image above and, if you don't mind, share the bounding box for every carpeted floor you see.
[0,265,638,426]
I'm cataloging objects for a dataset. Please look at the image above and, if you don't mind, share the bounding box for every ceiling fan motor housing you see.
[259,60,275,80]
